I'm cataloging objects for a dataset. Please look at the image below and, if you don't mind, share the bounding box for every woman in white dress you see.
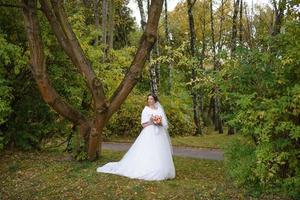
[96,94,175,181]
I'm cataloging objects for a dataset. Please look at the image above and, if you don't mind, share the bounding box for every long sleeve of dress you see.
[141,107,150,125]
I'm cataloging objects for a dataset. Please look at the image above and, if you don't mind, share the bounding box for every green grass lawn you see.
[0,149,289,200]
[106,128,244,149]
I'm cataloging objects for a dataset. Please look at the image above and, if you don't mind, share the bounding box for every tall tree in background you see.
[102,0,108,61]
[94,0,100,45]
[108,0,115,50]
[210,0,223,133]
[231,0,240,55]
[164,0,173,94]
[198,0,207,128]
[239,0,243,42]
[146,0,159,96]
[22,0,164,161]
[137,0,147,30]
[187,0,202,135]
[228,0,241,134]
[244,2,253,47]
[271,0,286,36]
[217,0,226,51]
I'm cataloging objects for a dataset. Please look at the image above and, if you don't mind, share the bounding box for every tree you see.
[108,0,115,49]
[210,0,223,133]
[22,0,164,161]
[239,0,243,42]
[94,0,100,45]
[102,0,108,61]
[164,0,173,94]
[231,0,240,55]
[187,0,202,135]
[136,0,147,30]
[271,0,286,36]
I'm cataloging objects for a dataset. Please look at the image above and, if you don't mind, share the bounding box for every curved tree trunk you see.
[23,0,164,161]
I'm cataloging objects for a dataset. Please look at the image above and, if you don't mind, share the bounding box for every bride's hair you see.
[147,93,159,102]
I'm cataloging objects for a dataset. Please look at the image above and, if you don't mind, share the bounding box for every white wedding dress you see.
[96,102,175,181]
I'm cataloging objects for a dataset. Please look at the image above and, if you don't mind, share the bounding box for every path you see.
[102,142,224,161]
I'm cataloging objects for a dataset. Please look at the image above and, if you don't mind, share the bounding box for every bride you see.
[96,94,175,181]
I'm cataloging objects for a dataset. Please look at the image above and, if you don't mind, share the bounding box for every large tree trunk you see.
[24,0,164,161]
[187,0,202,135]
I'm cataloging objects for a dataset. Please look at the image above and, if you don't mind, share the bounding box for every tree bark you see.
[94,0,100,45]
[217,0,225,51]
[210,0,223,133]
[239,0,243,42]
[199,0,207,126]
[164,0,173,94]
[108,0,114,50]
[102,0,108,61]
[231,0,240,55]
[22,0,89,133]
[210,0,216,70]
[24,0,164,161]
[244,3,253,47]
[137,0,147,30]
[271,0,286,36]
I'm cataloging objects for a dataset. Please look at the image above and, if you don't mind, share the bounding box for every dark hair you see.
[147,93,159,102]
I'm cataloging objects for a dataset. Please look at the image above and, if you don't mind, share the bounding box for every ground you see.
[0,133,291,200]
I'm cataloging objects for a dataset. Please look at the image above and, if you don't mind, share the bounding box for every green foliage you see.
[222,21,300,199]
[224,138,261,196]
[104,93,195,139]
[0,34,25,150]
[69,131,88,161]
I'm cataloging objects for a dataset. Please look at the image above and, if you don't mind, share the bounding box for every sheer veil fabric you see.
[96,101,175,181]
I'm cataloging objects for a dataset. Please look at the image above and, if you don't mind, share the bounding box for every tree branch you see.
[39,0,108,114]
[107,0,164,118]
[22,0,88,129]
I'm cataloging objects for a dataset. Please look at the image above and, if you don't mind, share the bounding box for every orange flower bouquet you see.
[152,115,162,125]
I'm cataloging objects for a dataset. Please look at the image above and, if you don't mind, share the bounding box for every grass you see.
[0,149,290,200]
[106,127,244,150]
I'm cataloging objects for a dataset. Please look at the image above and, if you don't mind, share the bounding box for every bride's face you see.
[147,96,155,106]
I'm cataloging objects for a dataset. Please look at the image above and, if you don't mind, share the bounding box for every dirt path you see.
[102,142,224,161]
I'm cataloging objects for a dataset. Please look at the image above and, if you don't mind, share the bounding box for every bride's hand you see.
[150,115,154,122]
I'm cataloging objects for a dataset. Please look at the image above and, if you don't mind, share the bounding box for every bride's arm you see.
[142,121,152,128]
[142,116,154,128]
[141,107,154,128]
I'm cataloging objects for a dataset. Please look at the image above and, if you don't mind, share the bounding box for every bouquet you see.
[152,115,162,125]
